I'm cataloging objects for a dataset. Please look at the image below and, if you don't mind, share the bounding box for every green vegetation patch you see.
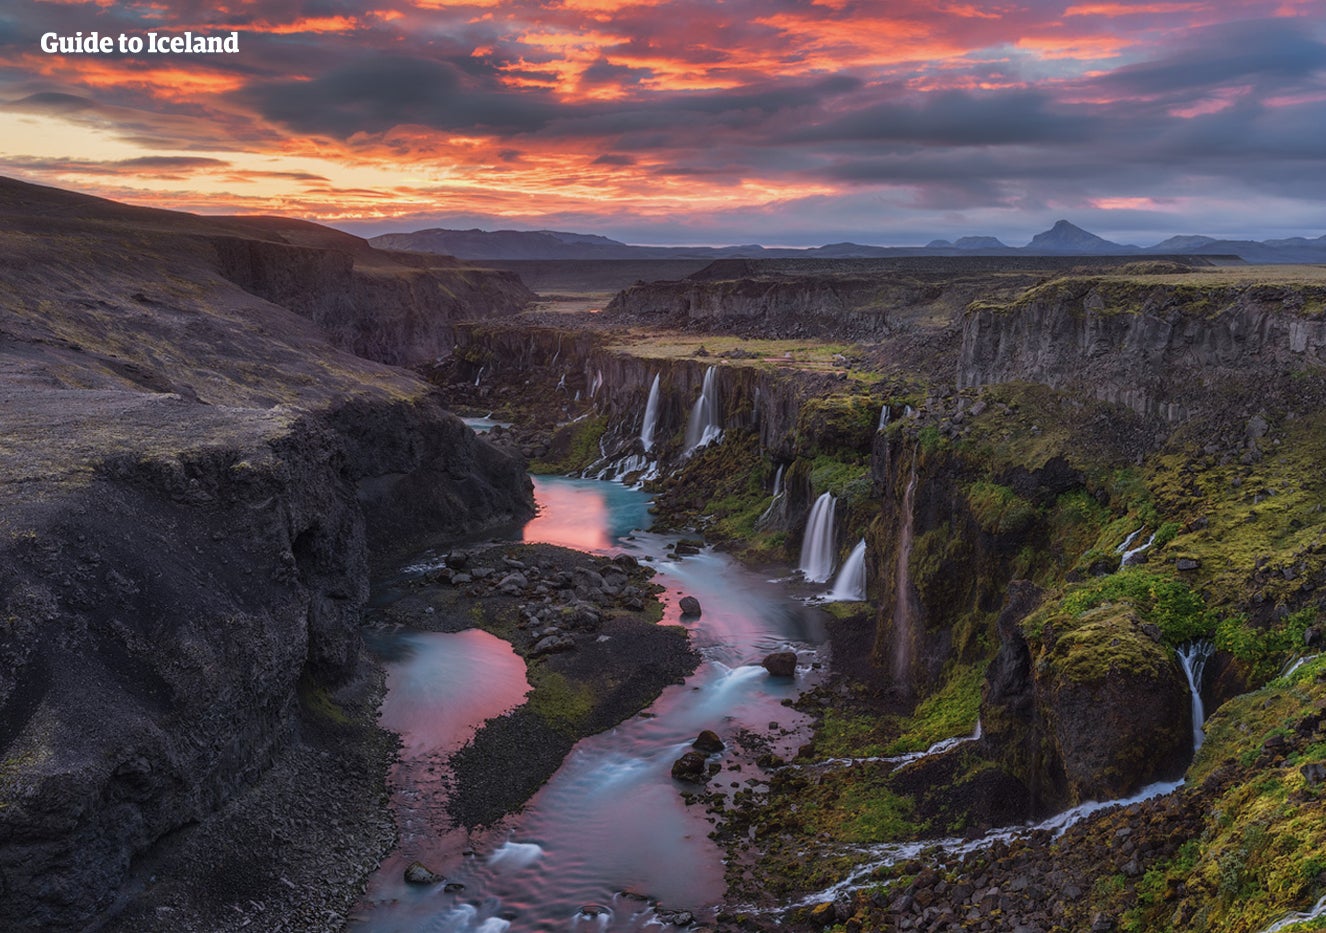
[966,480,1038,535]
[530,414,607,474]
[885,663,984,755]
[1058,568,1218,647]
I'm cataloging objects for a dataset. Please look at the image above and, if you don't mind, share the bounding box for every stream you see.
[352,476,828,931]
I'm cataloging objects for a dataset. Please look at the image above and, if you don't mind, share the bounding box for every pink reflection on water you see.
[522,482,614,552]
[378,629,530,756]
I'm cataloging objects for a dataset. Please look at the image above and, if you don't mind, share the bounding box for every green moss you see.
[1058,568,1218,646]
[299,680,351,725]
[526,668,594,733]
[885,663,983,754]
[808,456,872,504]
[966,480,1038,535]
[530,414,607,474]
[1217,608,1320,683]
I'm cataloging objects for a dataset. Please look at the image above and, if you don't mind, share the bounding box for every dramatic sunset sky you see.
[1,0,1324,245]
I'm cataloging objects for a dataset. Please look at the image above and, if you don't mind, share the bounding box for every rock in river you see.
[679,595,702,617]
[693,730,725,753]
[762,651,798,678]
[404,861,443,885]
[671,751,709,783]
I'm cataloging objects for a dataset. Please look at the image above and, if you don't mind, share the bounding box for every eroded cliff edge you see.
[0,178,535,929]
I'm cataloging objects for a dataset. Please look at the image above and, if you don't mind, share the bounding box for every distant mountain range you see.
[370,219,1326,263]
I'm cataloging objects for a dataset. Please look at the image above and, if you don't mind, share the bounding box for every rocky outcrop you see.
[0,179,535,929]
[211,236,532,367]
[981,584,1192,810]
[958,277,1326,421]
[604,260,1046,340]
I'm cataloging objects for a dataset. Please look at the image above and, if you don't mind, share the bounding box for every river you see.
[351,475,829,931]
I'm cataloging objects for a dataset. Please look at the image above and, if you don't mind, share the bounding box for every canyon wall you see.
[0,179,534,928]
[959,278,1326,421]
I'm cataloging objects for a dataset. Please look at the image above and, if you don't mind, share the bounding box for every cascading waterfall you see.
[891,462,920,693]
[772,464,784,497]
[1259,894,1326,933]
[799,492,838,583]
[474,365,485,387]
[1120,530,1157,569]
[640,374,661,452]
[1177,640,1215,751]
[827,539,868,601]
[590,369,603,398]
[878,404,890,430]
[757,465,787,527]
[683,366,722,454]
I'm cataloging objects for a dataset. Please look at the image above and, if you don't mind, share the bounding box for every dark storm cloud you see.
[787,89,1094,146]
[1094,19,1326,98]
[239,55,578,136]
[592,154,636,166]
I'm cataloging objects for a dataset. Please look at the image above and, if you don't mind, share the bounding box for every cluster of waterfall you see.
[582,365,726,486]
[798,493,838,583]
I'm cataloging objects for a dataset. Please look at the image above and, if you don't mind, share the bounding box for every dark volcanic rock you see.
[693,730,725,753]
[0,178,536,930]
[672,751,709,783]
[679,595,703,616]
[762,652,799,678]
[404,861,444,885]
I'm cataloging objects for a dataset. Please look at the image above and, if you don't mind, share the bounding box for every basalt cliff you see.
[0,178,534,929]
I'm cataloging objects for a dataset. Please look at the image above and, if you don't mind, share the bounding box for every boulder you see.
[762,651,798,678]
[693,730,725,754]
[679,595,702,617]
[671,751,708,783]
[404,861,443,885]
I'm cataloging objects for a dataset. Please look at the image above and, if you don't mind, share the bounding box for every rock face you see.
[981,584,1192,810]
[0,178,535,929]
[958,277,1326,421]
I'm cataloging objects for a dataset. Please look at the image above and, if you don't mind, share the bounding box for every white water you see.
[590,369,603,398]
[786,776,1184,911]
[812,720,982,771]
[639,374,661,452]
[878,404,890,430]
[1120,530,1157,568]
[1259,894,1326,933]
[772,464,784,497]
[473,365,485,387]
[891,464,920,692]
[827,539,867,601]
[683,366,722,454]
[1280,653,1321,680]
[798,492,838,583]
[1115,527,1143,554]
[1177,640,1215,751]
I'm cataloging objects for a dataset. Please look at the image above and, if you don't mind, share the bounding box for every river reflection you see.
[354,474,826,932]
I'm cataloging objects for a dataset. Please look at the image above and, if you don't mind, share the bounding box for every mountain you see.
[372,221,1323,263]
[1024,219,1137,254]
[954,235,1010,250]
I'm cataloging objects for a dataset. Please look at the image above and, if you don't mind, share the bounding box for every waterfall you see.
[683,366,722,454]
[772,464,784,497]
[828,539,868,601]
[590,369,603,398]
[878,404,890,430]
[474,365,485,387]
[903,404,915,418]
[1115,528,1142,555]
[891,463,921,693]
[798,492,838,583]
[640,374,661,452]
[1120,530,1157,569]
[556,373,567,393]
[1260,894,1326,933]
[1177,640,1214,751]
[757,465,786,527]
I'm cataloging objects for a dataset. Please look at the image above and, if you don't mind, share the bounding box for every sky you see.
[1,0,1325,246]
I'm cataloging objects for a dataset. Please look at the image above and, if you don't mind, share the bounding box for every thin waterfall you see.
[473,365,485,387]
[828,539,868,601]
[891,462,920,693]
[1177,640,1215,751]
[758,465,786,527]
[640,374,661,452]
[684,366,722,454]
[1120,530,1157,569]
[878,404,890,430]
[799,492,838,583]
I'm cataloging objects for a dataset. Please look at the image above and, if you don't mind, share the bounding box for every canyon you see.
[2,177,1325,933]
